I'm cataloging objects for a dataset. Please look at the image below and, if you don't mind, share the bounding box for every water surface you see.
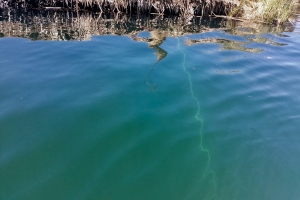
[1,12,300,200]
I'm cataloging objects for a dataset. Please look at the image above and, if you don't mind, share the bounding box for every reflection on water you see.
[0,9,295,62]
[0,9,295,88]
[0,10,226,40]
[186,38,263,53]
[1,9,294,92]
[0,10,294,46]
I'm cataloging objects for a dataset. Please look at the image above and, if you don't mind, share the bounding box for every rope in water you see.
[177,37,217,200]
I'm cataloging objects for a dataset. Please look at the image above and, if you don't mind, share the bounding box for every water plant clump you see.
[258,0,295,24]
[230,0,297,25]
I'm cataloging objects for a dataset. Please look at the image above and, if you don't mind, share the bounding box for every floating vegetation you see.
[185,38,263,52]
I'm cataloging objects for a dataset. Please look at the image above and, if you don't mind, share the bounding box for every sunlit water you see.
[1,12,300,200]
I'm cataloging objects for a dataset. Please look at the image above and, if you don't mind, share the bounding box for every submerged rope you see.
[177,37,217,200]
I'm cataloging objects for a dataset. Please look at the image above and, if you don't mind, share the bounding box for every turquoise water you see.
[1,14,300,200]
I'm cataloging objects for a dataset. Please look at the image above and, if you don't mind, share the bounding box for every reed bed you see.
[230,0,297,24]
[1,0,297,24]
[1,0,238,16]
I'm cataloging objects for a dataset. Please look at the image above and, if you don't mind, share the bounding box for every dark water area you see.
[1,11,300,200]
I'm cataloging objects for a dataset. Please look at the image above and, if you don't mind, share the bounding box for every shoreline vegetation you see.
[0,0,299,25]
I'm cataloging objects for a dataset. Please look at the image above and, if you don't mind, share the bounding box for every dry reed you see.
[1,0,297,24]
[230,0,296,25]
[0,0,239,16]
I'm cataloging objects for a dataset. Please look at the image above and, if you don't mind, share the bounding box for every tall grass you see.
[231,0,295,25]
[259,0,294,24]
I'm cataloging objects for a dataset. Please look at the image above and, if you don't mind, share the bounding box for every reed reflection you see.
[1,10,292,94]
[0,10,292,55]
[1,10,292,40]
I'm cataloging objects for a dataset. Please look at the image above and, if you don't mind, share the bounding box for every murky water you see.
[1,11,300,200]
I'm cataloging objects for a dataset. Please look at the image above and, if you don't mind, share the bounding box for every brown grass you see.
[230,0,296,25]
